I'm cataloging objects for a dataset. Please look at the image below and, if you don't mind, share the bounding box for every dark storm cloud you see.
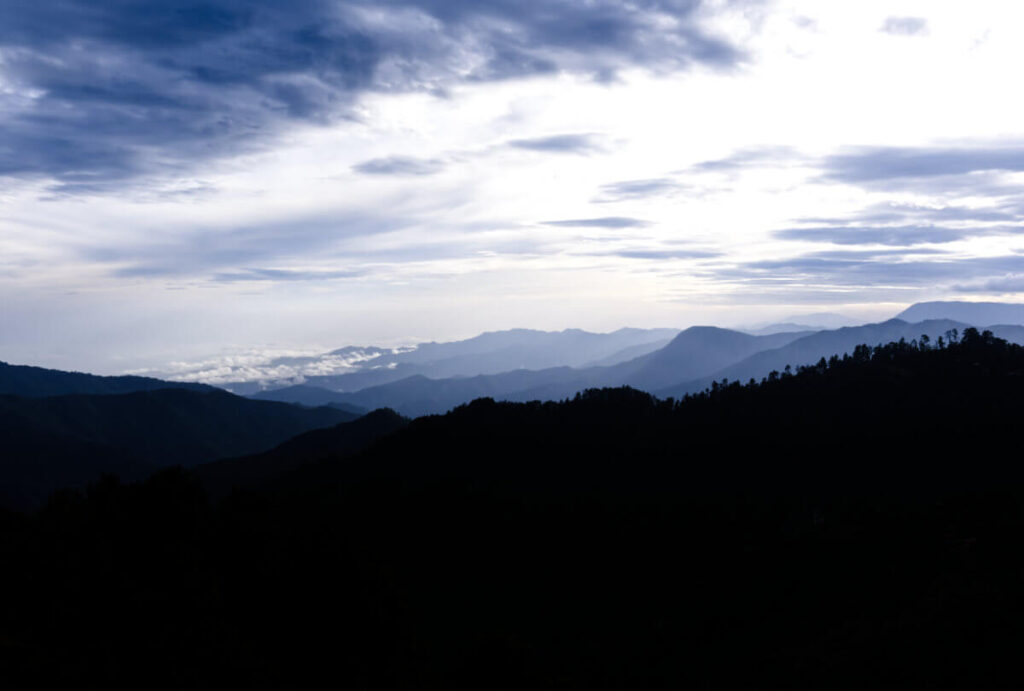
[880,17,928,36]
[542,217,650,228]
[507,134,605,154]
[594,177,686,202]
[0,0,745,186]
[352,156,446,176]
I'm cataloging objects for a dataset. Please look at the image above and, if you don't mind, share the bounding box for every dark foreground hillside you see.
[0,389,358,509]
[4,328,1024,689]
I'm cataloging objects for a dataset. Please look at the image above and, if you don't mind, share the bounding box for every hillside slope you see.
[7,330,1024,688]
[0,389,358,508]
[0,360,215,397]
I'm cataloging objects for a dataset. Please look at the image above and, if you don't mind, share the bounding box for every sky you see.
[3,0,1024,375]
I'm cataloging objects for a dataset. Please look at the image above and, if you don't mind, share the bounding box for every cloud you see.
[612,249,721,260]
[352,156,446,176]
[880,17,929,36]
[800,202,1022,225]
[211,268,365,282]
[507,134,605,154]
[953,274,1024,293]
[773,224,1012,246]
[691,146,802,172]
[541,217,649,228]
[0,0,745,188]
[95,212,408,280]
[821,146,1024,185]
[594,177,686,202]
[722,252,1024,288]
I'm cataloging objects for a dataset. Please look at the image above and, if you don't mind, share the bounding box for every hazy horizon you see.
[5,1,1024,374]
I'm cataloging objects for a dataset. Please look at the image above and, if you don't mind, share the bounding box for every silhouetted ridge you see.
[0,388,358,508]
[195,408,408,496]
[0,360,216,397]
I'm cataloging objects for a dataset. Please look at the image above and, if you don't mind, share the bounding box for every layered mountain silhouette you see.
[311,327,809,417]
[657,318,972,397]
[224,327,678,394]
[250,384,368,414]
[313,318,1024,416]
[9,331,1024,688]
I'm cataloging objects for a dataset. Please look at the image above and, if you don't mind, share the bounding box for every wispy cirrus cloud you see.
[541,217,649,229]
[820,146,1024,186]
[774,224,1024,247]
[594,177,687,202]
[507,134,606,155]
[352,156,446,176]
[721,252,1024,289]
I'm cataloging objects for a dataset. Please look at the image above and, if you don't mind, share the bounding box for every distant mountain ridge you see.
[250,384,368,414]
[321,326,812,417]
[222,327,679,394]
[896,301,1024,326]
[657,319,972,398]
[0,360,215,397]
[319,318,1024,417]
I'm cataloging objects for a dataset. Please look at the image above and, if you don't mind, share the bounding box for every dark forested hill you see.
[194,408,407,497]
[0,360,215,397]
[0,389,358,508]
[5,329,1024,689]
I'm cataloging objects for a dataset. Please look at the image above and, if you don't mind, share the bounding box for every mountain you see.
[579,336,677,366]
[0,360,216,397]
[249,384,368,414]
[896,300,1024,326]
[9,331,1024,688]
[744,322,819,335]
[602,326,809,392]
[195,408,407,497]
[322,368,603,418]
[0,389,358,509]
[744,312,861,334]
[223,327,680,394]
[325,327,811,417]
[657,318,974,397]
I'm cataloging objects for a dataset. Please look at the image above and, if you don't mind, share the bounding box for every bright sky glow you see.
[2,0,1024,373]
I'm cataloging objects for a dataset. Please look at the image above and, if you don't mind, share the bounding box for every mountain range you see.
[4,299,1024,507]
[8,323,1024,688]
[279,317,1024,418]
